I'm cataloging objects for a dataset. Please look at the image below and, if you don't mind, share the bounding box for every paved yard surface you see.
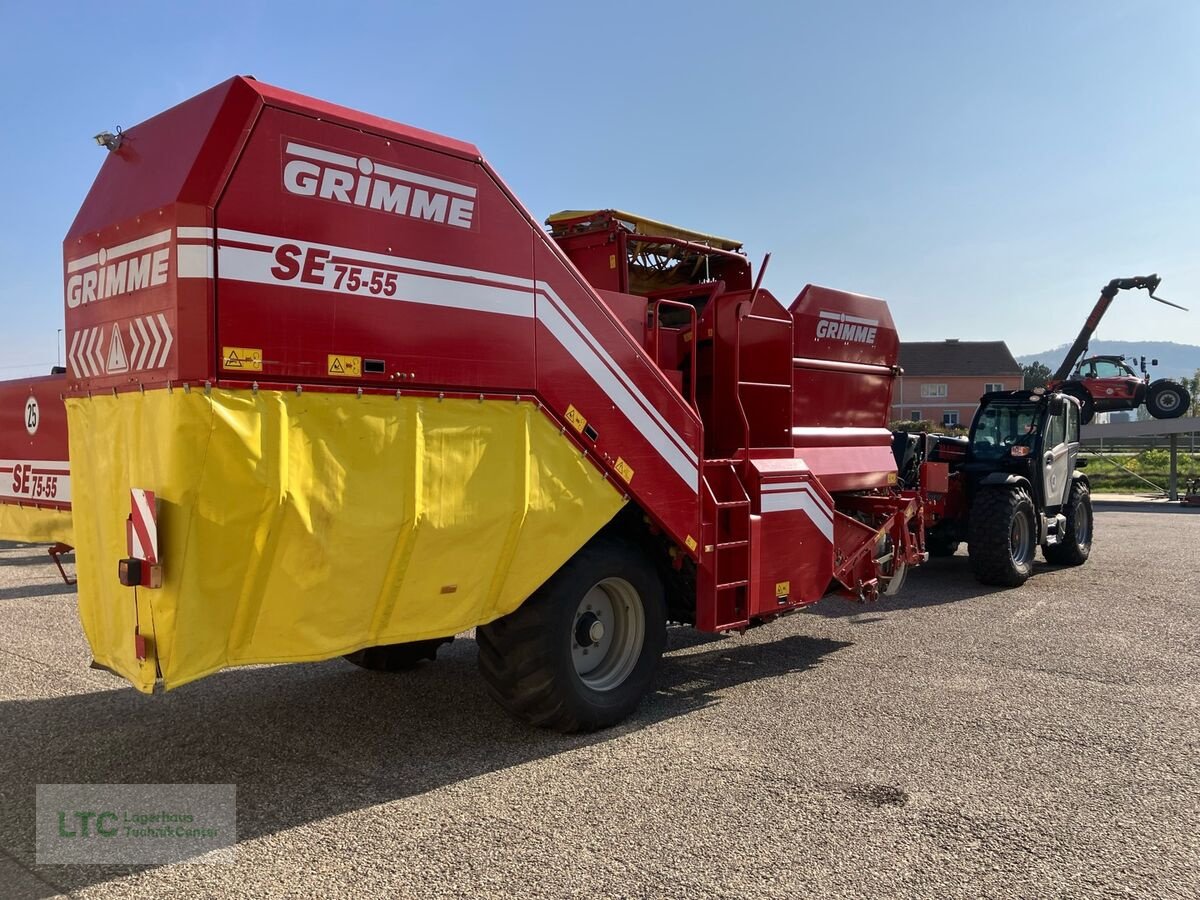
[1,503,1198,898]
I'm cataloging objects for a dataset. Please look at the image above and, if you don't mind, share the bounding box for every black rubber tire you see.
[968,487,1037,587]
[476,534,666,733]
[1063,386,1095,424]
[1146,380,1188,419]
[925,530,960,558]
[1043,481,1093,566]
[344,637,452,671]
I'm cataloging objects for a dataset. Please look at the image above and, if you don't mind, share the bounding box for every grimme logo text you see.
[815,309,879,345]
[283,140,476,229]
[66,231,171,308]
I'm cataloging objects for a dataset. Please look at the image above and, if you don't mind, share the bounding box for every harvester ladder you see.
[699,459,753,630]
[695,294,793,631]
[732,298,793,463]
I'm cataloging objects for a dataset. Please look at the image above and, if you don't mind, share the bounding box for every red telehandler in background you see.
[1047,275,1189,423]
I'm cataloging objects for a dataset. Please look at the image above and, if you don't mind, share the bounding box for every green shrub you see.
[889,419,968,436]
[1135,448,1170,472]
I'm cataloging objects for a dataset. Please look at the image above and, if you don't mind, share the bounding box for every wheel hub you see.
[1010,512,1032,562]
[575,612,605,647]
[571,578,646,692]
[1075,505,1091,544]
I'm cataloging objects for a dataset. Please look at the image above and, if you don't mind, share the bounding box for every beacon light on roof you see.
[93,128,122,152]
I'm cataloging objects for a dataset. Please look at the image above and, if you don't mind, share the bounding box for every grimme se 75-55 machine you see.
[2,77,945,731]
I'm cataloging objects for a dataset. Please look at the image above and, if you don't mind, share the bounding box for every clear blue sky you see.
[2,1,1197,377]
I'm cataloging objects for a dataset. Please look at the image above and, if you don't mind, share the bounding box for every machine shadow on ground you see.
[0,621,848,896]
[805,554,1063,621]
[0,582,76,601]
[0,555,56,569]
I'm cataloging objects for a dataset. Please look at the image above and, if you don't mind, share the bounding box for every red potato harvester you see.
[1,77,947,731]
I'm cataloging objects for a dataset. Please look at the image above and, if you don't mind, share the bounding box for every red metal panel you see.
[790,285,899,429]
[62,208,211,391]
[919,460,950,494]
[700,288,794,457]
[532,239,702,548]
[748,459,834,610]
[214,105,536,390]
[788,444,897,493]
[66,78,258,237]
[62,78,261,392]
[791,285,899,367]
[555,232,625,294]
[0,375,71,511]
[250,79,481,162]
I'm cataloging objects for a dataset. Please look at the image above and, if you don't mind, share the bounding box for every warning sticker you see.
[775,581,790,599]
[222,347,263,372]
[106,324,129,374]
[684,535,697,552]
[614,457,634,484]
[564,404,586,433]
[327,354,362,378]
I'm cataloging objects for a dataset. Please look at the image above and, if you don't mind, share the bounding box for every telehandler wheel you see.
[968,487,1037,587]
[344,637,452,672]
[476,534,667,733]
[1043,482,1093,566]
[1063,387,1095,424]
[1146,380,1188,419]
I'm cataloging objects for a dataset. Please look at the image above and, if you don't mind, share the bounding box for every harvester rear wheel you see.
[967,487,1037,587]
[344,638,452,672]
[477,534,666,733]
[1043,481,1092,566]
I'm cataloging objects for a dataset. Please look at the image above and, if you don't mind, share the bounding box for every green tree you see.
[1022,361,1051,389]
[1178,369,1200,417]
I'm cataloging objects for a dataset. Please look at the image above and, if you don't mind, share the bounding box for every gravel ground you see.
[1,502,1197,899]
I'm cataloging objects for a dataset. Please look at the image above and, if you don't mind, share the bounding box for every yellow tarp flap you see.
[0,504,74,545]
[66,389,625,693]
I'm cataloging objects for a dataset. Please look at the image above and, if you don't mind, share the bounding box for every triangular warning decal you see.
[106,323,129,373]
[225,350,243,368]
[330,358,344,373]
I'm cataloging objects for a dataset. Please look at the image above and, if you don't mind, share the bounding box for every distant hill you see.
[1016,341,1200,380]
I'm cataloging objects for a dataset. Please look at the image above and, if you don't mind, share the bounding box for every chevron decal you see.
[68,314,174,377]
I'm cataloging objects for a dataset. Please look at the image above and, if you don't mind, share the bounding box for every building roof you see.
[898,340,1023,377]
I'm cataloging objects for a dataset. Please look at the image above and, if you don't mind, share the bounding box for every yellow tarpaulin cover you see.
[0,504,74,545]
[66,388,625,693]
